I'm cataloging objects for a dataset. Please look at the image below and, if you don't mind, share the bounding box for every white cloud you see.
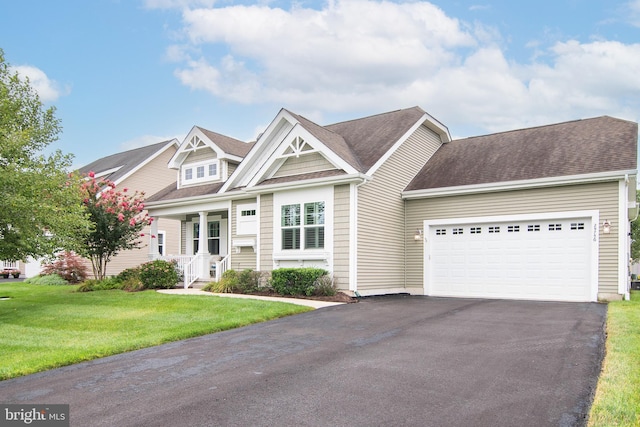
[627,0,640,26]
[11,65,68,103]
[165,0,640,136]
[143,0,217,10]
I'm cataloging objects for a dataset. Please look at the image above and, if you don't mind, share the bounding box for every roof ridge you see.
[326,106,423,127]
[455,116,615,141]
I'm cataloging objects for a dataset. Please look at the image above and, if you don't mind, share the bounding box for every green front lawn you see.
[588,290,640,426]
[0,283,311,380]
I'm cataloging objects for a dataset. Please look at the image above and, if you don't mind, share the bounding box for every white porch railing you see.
[157,254,230,288]
[182,254,205,289]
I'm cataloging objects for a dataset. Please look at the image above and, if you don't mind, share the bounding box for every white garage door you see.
[425,213,596,302]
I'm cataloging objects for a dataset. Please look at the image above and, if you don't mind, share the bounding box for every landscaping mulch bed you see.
[241,289,358,303]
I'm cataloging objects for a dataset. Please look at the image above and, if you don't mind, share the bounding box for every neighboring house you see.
[78,139,181,277]
[145,107,638,302]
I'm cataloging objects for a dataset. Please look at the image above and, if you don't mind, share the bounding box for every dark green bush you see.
[116,267,141,283]
[138,259,180,289]
[237,269,262,293]
[271,268,329,296]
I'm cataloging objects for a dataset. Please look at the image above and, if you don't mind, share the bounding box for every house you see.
[77,139,181,277]
[145,107,638,302]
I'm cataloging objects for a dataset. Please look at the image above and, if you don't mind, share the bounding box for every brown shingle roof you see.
[196,126,255,157]
[326,106,426,172]
[78,140,174,182]
[146,181,224,203]
[405,116,638,191]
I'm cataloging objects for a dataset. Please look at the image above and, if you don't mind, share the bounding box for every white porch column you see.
[198,211,210,279]
[148,216,159,260]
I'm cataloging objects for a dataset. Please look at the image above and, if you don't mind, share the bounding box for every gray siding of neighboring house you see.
[98,146,181,277]
[231,198,258,271]
[333,184,351,288]
[272,152,336,178]
[356,124,443,292]
[404,181,621,296]
[259,194,274,271]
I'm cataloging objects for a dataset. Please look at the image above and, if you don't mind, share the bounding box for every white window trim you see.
[182,159,220,185]
[236,203,258,236]
[273,187,333,269]
[157,230,166,256]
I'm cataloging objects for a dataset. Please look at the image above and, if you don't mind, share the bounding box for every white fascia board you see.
[402,170,638,200]
[246,123,358,188]
[244,173,370,195]
[168,127,223,169]
[220,110,296,193]
[366,113,449,176]
[146,195,237,217]
[113,139,179,186]
[92,166,122,179]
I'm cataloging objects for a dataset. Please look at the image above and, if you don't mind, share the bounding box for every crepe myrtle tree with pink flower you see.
[78,171,153,280]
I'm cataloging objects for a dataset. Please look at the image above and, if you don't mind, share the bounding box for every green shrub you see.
[121,277,145,292]
[116,267,141,283]
[204,269,239,293]
[23,274,68,286]
[77,277,123,292]
[236,269,262,293]
[138,260,180,289]
[271,268,329,296]
[311,274,337,296]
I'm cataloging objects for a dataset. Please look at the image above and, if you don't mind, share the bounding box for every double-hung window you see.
[281,202,324,250]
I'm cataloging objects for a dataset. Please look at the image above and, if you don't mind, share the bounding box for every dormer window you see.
[182,159,220,184]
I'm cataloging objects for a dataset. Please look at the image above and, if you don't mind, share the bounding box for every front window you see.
[281,202,324,250]
[182,159,220,184]
[281,204,301,250]
[193,221,220,254]
[304,202,325,249]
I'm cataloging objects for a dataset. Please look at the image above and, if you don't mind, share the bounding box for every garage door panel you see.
[427,216,593,302]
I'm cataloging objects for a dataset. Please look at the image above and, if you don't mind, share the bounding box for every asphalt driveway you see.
[0,296,606,427]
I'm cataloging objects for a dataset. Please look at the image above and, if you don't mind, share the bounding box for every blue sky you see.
[1,0,639,168]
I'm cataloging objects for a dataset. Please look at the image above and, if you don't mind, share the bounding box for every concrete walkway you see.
[156,288,345,309]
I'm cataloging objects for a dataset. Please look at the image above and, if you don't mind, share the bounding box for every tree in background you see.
[631,190,640,263]
[78,172,152,280]
[0,49,89,261]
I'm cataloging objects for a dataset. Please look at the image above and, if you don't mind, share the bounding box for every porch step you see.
[189,281,210,290]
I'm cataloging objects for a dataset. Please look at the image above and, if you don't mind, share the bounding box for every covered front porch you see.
[148,208,230,288]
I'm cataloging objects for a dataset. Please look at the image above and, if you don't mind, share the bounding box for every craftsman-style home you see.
[146,107,638,302]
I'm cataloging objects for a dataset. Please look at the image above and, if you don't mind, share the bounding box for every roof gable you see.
[405,116,638,192]
[168,126,254,169]
[78,139,179,184]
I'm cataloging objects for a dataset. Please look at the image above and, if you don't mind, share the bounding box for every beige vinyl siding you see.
[272,152,336,178]
[180,221,187,254]
[333,184,351,288]
[357,125,443,291]
[259,194,274,271]
[404,181,620,295]
[231,198,258,271]
[185,148,217,163]
[227,162,238,177]
[104,218,180,276]
[84,146,180,278]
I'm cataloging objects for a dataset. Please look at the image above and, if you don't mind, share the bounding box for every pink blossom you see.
[151,234,156,238]
[129,218,136,227]
[140,233,145,237]
[88,171,95,178]
[117,213,125,222]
